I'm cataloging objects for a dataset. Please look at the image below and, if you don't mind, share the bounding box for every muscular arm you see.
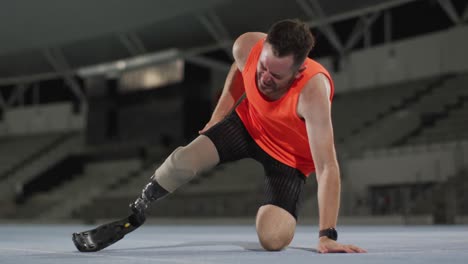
[200,32,266,133]
[298,73,339,231]
[205,62,245,125]
[298,74,365,253]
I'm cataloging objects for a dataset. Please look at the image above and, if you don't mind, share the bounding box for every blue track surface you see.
[0,224,467,264]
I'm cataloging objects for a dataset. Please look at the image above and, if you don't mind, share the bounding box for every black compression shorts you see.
[202,111,306,219]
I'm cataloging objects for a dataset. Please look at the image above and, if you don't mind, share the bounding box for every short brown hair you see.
[266,19,315,70]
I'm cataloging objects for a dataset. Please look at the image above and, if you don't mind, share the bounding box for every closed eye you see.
[271,73,281,79]
[260,62,282,79]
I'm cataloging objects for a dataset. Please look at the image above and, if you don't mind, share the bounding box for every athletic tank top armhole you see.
[321,71,335,101]
[305,59,336,102]
[314,71,335,102]
[293,70,335,122]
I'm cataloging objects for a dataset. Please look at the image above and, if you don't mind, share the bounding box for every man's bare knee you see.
[256,205,296,251]
[258,232,291,251]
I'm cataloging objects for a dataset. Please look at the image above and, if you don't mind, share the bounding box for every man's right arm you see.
[199,32,265,133]
[199,62,245,133]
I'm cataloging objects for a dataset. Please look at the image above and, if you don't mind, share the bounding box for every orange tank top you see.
[235,39,334,176]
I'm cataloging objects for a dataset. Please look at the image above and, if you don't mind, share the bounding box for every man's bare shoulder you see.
[233,32,266,71]
[297,73,332,119]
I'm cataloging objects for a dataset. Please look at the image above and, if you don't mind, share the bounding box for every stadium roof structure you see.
[0,0,466,104]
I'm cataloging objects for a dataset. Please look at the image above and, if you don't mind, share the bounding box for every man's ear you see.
[295,65,307,80]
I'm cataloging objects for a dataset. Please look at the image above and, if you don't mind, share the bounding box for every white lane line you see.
[0,247,216,264]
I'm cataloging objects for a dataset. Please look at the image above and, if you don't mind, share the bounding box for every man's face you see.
[256,42,298,100]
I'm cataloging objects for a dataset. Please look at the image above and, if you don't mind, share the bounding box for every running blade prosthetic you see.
[72,213,145,252]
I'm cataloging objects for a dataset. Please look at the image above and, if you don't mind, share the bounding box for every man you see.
[73,19,366,254]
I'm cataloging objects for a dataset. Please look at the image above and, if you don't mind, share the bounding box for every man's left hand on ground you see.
[317,237,367,253]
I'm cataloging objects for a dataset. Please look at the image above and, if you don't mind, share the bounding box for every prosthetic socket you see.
[130,180,169,216]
